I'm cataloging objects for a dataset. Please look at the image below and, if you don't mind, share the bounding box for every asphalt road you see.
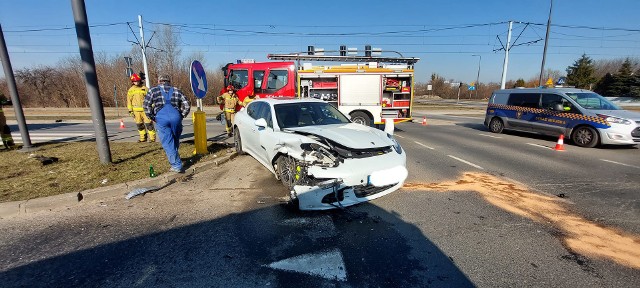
[1,113,639,287]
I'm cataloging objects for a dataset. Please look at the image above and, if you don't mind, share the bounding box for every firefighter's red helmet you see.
[130,73,141,82]
[227,85,235,91]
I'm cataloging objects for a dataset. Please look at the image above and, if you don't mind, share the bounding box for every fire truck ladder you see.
[267,54,420,67]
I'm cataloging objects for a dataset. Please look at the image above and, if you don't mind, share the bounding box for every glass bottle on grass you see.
[149,165,157,178]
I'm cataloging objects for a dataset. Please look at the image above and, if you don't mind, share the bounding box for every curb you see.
[0,152,238,219]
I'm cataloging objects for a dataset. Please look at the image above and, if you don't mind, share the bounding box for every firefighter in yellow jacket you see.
[217,85,239,137]
[240,92,258,107]
[127,74,156,142]
[0,94,15,149]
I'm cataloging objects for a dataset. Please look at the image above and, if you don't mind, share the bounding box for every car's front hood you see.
[285,123,394,149]
[592,110,640,121]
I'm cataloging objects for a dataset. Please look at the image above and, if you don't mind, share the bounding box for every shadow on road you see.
[0,198,473,287]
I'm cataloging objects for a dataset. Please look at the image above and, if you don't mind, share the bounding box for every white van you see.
[484,88,640,147]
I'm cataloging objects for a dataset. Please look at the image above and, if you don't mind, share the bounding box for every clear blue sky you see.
[1,0,639,84]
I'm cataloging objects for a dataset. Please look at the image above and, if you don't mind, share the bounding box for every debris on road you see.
[125,187,160,199]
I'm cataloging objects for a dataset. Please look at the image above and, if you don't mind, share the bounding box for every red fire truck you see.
[222,53,420,126]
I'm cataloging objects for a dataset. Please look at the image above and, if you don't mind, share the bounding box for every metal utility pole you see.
[138,15,150,89]
[500,21,513,89]
[71,0,112,164]
[0,24,32,150]
[472,54,481,99]
[539,0,553,87]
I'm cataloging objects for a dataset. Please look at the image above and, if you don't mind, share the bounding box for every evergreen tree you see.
[566,54,596,89]
[514,78,526,88]
[608,58,636,97]
[594,73,615,96]
[630,68,640,97]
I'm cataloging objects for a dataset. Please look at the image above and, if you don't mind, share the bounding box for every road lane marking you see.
[447,155,484,170]
[600,159,640,169]
[479,133,502,139]
[413,141,435,150]
[394,134,405,138]
[266,248,347,281]
[526,143,553,150]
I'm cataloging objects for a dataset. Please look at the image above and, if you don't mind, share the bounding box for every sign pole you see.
[190,60,208,155]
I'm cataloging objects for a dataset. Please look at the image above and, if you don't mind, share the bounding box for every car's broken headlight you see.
[300,143,339,166]
[387,134,403,154]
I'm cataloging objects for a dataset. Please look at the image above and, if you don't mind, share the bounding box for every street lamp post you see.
[472,54,481,99]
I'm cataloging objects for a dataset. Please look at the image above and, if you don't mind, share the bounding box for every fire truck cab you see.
[222,54,420,126]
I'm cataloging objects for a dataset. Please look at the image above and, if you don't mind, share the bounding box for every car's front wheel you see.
[489,117,504,133]
[572,126,599,148]
[234,126,245,155]
[277,155,297,190]
[276,155,300,208]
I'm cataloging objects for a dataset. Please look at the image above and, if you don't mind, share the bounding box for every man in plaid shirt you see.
[143,74,190,173]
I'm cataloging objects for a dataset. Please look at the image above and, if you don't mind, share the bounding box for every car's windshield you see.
[274,102,350,128]
[565,92,621,110]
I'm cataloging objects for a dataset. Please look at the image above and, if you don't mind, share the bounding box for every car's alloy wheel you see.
[572,126,599,148]
[277,155,297,190]
[489,117,504,133]
[234,127,245,155]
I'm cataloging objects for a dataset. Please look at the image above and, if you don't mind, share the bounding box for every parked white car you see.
[233,98,408,210]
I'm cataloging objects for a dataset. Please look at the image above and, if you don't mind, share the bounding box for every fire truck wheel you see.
[350,111,371,126]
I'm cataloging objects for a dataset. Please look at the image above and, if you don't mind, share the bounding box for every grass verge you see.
[0,141,228,203]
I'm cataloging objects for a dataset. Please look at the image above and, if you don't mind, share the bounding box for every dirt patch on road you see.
[404,173,640,270]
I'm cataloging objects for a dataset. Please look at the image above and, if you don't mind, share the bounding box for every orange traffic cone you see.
[119,119,125,129]
[421,116,428,126]
[554,134,565,151]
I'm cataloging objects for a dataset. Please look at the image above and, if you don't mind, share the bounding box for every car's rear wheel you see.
[572,126,599,148]
[234,126,245,155]
[350,111,371,126]
[489,117,504,133]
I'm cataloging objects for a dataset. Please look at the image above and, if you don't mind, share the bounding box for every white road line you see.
[266,248,347,281]
[394,134,405,138]
[447,155,484,170]
[413,141,435,150]
[600,159,640,169]
[11,132,92,137]
[526,143,553,150]
[479,133,502,139]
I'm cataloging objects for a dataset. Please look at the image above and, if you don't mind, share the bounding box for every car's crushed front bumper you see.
[293,154,408,210]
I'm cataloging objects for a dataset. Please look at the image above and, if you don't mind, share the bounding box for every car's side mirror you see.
[553,103,564,111]
[255,118,268,128]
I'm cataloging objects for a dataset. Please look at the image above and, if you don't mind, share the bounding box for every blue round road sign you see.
[190,60,207,99]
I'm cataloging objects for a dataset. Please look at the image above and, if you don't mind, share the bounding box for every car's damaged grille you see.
[354,183,397,198]
[333,146,393,159]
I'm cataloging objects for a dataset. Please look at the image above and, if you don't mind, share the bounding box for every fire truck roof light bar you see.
[267,54,420,65]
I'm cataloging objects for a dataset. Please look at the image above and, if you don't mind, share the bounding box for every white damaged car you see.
[233,98,408,210]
